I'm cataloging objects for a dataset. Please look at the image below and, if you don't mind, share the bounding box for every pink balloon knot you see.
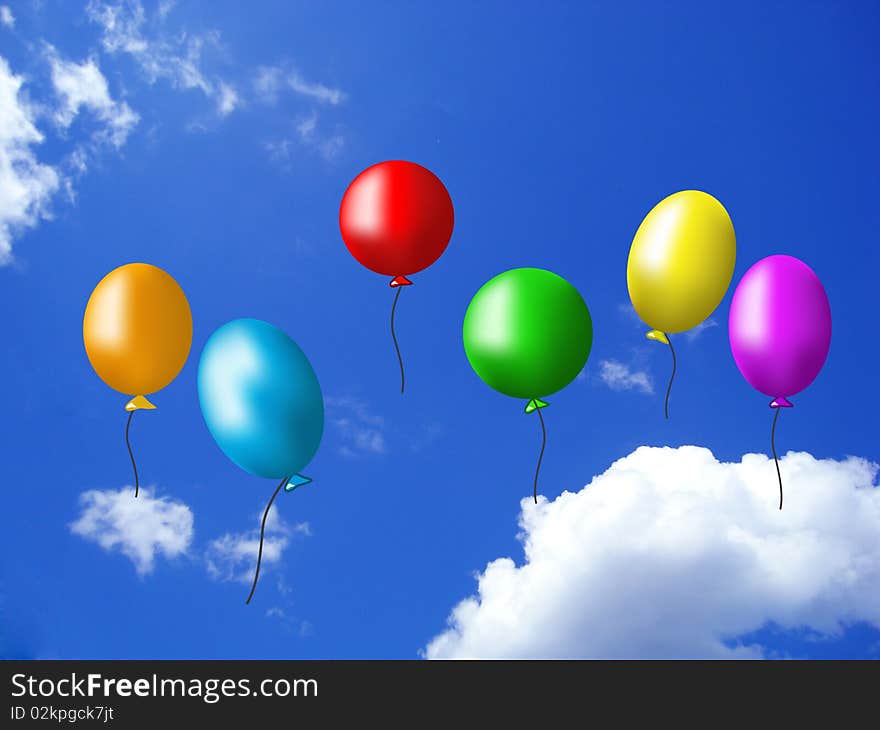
[770,397,793,408]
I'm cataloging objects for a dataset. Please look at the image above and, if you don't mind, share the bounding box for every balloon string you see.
[125,411,140,498]
[664,334,676,420]
[771,407,783,511]
[390,285,405,394]
[533,407,547,504]
[246,475,289,605]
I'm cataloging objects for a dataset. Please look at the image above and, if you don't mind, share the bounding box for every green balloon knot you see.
[524,398,549,414]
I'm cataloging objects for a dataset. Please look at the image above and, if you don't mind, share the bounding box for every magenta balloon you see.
[728,255,831,399]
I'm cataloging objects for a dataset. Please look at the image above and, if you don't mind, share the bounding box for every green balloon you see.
[463,268,593,400]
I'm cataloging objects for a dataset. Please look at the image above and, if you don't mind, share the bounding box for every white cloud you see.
[618,302,718,342]
[618,301,642,324]
[425,446,880,659]
[206,507,310,583]
[265,117,345,167]
[258,67,346,166]
[0,5,14,28]
[288,71,345,105]
[263,138,293,166]
[296,111,317,139]
[215,81,239,116]
[86,0,151,57]
[294,110,344,161]
[265,606,314,636]
[326,396,386,457]
[86,0,235,116]
[253,65,283,105]
[48,50,139,148]
[0,47,140,263]
[597,359,654,394]
[0,56,61,263]
[157,0,175,19]
[254,65,345,106]
[316,133,344,161]
[69,486,194,576]
[685,318,719,341]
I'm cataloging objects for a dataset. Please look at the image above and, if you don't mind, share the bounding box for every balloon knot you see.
[390,275,413,288]
[125,395,156,412]
[646,329,670,345]
[770,397,793,409]
[525,398,549,414]
[285,474,313,492]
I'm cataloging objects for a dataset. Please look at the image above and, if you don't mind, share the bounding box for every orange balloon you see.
[83,263,192,397]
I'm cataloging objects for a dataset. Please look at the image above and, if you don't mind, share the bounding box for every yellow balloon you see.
[83,263,192,400]
[626,190,736,334]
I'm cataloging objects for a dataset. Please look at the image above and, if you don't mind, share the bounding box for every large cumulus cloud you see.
[425,446,880,659]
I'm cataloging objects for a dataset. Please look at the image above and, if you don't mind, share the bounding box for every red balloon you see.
[339,160,454,278]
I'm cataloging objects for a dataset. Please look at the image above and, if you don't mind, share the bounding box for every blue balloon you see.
[197,319,324,479]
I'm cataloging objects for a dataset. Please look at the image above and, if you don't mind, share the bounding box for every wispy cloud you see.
[263,138,293,167]
[253,65,283,105]
[288,71,345,105]
[326,396,387,457]
[296,111,344,160]
[265,606,314,637]
[47,47,139,149]
[618,302,642,325]
[263,110,345,168]
[205,507,310,584]
[157,0,176,20]
[86,0,240,117]
[0,36,144,264]
[685,318,719,341]
[1,1,347,260]
[253,65,345,106]
[620,301,720,343]
[214,80,240,117]
[597,359,654,394]
[296,111,317,138]
[0,57,62,264]
[254,64,346,165]
[69,486,193,576]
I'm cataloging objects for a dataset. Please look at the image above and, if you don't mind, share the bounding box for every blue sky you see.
[1,1,879,659]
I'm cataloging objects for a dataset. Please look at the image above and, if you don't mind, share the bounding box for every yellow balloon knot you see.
[646,329,670,345]
[125,395,157,412]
